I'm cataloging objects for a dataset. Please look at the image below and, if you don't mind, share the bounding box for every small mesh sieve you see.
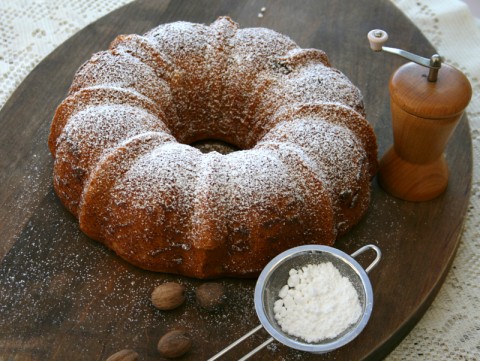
[208,244,381,360]
[255,244,381,354]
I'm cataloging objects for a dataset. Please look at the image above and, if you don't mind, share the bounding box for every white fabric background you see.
[0,0,479,359]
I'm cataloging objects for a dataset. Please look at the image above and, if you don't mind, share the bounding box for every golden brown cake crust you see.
[49,17,377,278]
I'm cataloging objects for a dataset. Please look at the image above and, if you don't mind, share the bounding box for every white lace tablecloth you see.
[1,0,479,359]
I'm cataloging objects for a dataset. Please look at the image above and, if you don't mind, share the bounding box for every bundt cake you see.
[48,17,378,278]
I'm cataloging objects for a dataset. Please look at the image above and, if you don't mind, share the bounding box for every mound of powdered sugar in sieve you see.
[273,262,362,343]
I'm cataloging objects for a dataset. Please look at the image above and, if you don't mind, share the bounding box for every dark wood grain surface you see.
[0,0,472,360]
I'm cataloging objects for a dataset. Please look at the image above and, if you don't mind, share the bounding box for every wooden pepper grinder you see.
[368,29,472,201]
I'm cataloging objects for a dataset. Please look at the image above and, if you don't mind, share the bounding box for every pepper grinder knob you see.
[368,29,472,201]
[368,29,388,51]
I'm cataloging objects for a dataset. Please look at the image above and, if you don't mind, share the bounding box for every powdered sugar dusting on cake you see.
[69,51,174,113]
[112,144,307,229]
[114,143,199,212]
[110,34,177,81]
[218,26,298,149]
[209,149,302,211]
[49,17,377,278]
[59,104,169,155]
[259,118,368,192]
[258,118,371,234]
[53,104,173,216]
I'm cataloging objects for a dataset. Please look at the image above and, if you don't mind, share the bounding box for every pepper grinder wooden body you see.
[378,62,472,201]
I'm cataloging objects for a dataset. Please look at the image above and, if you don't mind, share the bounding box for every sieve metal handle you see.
[207,324,272,361]
[350,244,382,274]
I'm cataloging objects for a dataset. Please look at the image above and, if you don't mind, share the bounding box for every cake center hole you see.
[190,139,240,155]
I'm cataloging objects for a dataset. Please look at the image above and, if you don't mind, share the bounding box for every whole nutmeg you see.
[157,330,192,358]
[106,349,139,361]
[195,282,226,311]
[151,282,186,310]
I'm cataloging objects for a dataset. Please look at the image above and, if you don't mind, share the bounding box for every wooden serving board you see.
[0,0,472,360]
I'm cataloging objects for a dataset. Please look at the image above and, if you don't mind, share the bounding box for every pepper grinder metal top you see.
[368,29,472,201]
